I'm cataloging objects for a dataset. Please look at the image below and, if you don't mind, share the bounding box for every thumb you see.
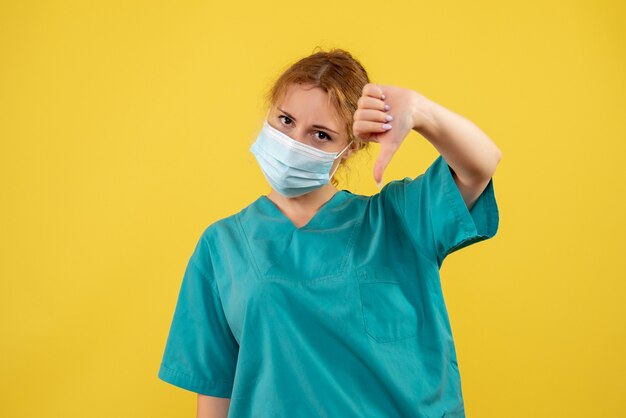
[374,142,399,188]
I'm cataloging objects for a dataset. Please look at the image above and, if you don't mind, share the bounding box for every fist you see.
[353,83,421,187]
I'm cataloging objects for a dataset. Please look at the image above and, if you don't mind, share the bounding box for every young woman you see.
[158,48,501,418]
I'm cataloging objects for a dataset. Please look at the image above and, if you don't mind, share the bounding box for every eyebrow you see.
[278,108,339,134]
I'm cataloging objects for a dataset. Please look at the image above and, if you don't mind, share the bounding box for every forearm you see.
[412,93,502,183]
[197,394,230,418]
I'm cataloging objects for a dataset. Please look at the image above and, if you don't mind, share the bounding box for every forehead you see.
[274,84,341,130]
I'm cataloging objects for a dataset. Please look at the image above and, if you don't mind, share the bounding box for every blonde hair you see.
[262,47,371,187]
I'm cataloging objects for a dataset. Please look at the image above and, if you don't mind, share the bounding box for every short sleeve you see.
[381,154,500,268]
[157,233,239,398]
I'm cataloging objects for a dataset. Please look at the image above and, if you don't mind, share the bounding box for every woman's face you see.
[267,83,351,157]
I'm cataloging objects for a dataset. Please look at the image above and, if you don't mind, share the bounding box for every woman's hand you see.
[352,83,431,187]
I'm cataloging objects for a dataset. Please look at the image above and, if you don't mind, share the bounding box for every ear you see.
[342,141,357,160]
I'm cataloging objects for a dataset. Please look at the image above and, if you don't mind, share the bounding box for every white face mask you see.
[250,120,353,197]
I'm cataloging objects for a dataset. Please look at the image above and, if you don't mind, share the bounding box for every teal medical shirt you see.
[158,155,500,417]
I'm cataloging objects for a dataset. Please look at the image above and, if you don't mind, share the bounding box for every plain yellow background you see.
[1,1,624,417]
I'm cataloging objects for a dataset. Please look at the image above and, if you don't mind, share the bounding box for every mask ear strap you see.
[336,140,354,159]
[330,161,341,179]
[330,140,354,178]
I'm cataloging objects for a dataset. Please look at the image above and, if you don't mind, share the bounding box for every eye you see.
[314,131,332,142]
[278,115,293,126]
[278,114,332,143]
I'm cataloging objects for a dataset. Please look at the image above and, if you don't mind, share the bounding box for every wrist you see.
[411,92,435,133]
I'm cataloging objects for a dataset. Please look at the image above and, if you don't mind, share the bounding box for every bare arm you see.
[412,92,503,210]
[197,394,231,418]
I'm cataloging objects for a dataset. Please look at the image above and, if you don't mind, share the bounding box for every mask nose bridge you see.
[264,112,351,156]
[268,122,316,149]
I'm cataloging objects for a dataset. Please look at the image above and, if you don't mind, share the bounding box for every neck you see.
[267,184,339,212]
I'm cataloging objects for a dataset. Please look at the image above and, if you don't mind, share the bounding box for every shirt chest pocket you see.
[356,267,421,343]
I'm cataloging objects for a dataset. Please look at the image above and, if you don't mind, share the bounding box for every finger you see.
[354,108,393,124]
[374,142,400,186]
[362,83,385,100]
[357,95,388,112]
[353,120,392,138]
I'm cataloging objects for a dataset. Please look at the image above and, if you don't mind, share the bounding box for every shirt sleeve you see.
[380,154,500,268]
[157,232,239,398]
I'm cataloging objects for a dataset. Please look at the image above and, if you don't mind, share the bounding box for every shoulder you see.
[198,197,262,246]
[188,198,260,275]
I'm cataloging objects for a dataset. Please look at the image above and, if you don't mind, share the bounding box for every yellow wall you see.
[1,1,624,417]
